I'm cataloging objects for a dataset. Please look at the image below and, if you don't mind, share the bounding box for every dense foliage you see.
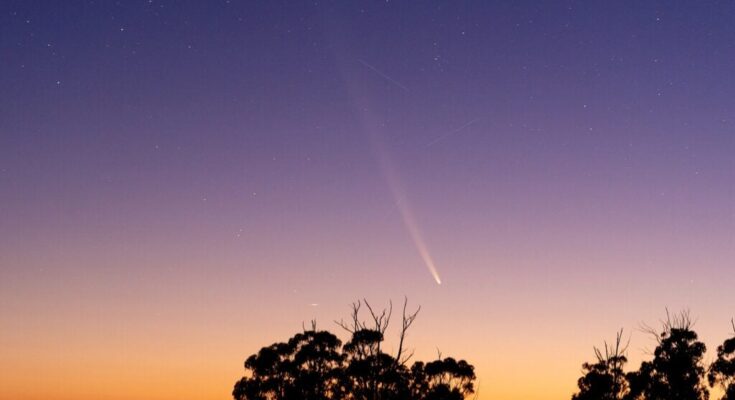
[709,321,735,400]
[233,300,476,400]
[573,311,735,400]
[572,331,628,400]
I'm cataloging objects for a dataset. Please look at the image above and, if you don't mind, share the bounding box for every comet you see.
[372,137,443,285]
[335,56,442,285]
[394,197,443,285]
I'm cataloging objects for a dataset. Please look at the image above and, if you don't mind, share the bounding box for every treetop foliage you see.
[233,299,476,400]
[573,310,735,400]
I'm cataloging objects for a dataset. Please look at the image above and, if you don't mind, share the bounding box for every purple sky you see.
[1,2,734,399]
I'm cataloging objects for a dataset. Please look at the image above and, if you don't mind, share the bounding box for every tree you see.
[636,310,709,400]
[414,356,476,400]
[233,299,476,400]
[232,324,345,400]
[708,320,735,400]
[336,299,415,400]
[624,360,654,400]
[572,330,629,400]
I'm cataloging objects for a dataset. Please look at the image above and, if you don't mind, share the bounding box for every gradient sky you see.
[1,1,734,399]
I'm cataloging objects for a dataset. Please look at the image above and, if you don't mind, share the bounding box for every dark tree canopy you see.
[641,311,709,400]
[573,310,719,400]
[233,299,476,400]
[573,330,629,400]
[709,320,735,400]
[232,329,345,400]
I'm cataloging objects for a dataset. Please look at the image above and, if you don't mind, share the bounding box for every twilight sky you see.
[1,1,734,399]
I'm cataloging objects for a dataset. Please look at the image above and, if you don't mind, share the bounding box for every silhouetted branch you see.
[396,297,420,366]
[335,300,364,334]
[302,319,318,333]
[235,299,476,400]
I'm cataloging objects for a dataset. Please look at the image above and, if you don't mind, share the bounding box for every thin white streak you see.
[358,59,410,92]
[425,118,481,147]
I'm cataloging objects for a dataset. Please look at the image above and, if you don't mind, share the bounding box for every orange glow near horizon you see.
[2,2,735,399]
[2,251,734,400]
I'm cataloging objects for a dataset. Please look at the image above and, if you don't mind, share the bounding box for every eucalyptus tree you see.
[709,320,735,400]
[572,330,629,400]
[635,310,709,400]
[233,298,476,400]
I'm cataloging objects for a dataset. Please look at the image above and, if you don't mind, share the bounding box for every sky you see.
[1,1,734,399]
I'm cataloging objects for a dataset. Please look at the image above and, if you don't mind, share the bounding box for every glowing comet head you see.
[383,162,443,286]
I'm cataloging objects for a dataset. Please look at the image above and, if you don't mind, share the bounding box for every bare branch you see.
[400,348,416,365]
[640,320,662,345]
[395,297,420,365]
[334,300,365,333]
[362,298,392,334]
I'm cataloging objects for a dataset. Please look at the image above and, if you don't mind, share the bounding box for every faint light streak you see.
[425,118,481,147]
[340,55,440,285]
[394,195,443,285]
[357,59,410,92]
[374,142,443,285]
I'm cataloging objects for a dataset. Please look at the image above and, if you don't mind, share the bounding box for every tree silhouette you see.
[336,299,415,400]
[572,330,629,400]
[624,360,654,400]
[232,325,345,400]
[415,357,476,400]
[575,311,727,400]
[708,320,735,400]
[233,299,476,400]
[341,329,410,400]
[631,310,709,400]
